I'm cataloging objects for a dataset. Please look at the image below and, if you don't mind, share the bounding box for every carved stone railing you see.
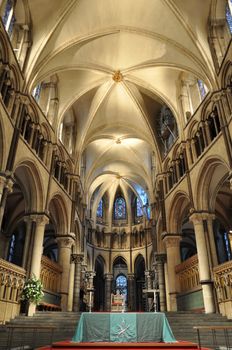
[0,258,26,324]
[213,260,232,319]
[175,254,200,292]
[40,256,62,293]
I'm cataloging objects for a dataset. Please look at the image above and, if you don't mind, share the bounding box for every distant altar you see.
[111,292,125,312]
[72,312,176,343]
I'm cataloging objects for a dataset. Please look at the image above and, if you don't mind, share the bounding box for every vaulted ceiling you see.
[25,0,217,209]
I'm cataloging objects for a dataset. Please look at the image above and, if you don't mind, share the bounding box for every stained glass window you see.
[136,197,143,217]
[97,198,103,218]
[32,84,42,101]
[197,80,206,100]
[226,3,232,33]
[116,274,127,295]
[114,196,126,219]
[224,232,231,260]
[2,0,15,35]
[2,0,13,27]
[8,234,15,262]
[8,15,15,36]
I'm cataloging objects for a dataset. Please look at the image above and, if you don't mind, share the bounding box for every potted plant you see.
[21,275,44,314]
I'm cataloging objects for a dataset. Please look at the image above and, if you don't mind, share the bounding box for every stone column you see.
[22,216,34,269]
[0,175,6,204]
[28,214,49,316]
[162,233,181,311]
[190,213,215,313]
[145,270,153,311]
[0,177,14,229]
[155,253,167,311]
[127,273,135,311]
[67,256,75,312]
[205,213,218,268]
[104,273,113,311]
[72,253,84,312]
[87,271,96,310]
[57,233,75,311]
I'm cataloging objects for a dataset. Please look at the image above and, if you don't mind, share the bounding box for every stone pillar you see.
[0,177,14,230]
[0,175,6,204]
[28,214,49,316]
[104,273,113,311]
[162,233,181,311]
[127,273,135,311]
[190,213,215,313]
[67,257,75,312]
[205,213,218,268]
[22,216,34,269]
[87,271,96,310]
[145,270,153,311]
[57,233,75,311]
[155,253,167,311]
[72,254,84,312]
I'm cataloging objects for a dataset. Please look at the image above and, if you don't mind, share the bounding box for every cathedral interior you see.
[0,0,232,326]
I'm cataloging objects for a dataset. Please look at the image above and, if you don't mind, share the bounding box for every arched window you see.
[32,84,42,102]
[226,1,232,33]
[116,274,127,295]
[8,233,16,262]
[136,197,143,217]
[114,196,126,220]
[197,80,207,100]
[2,0,15,35]
[97,198,103,218]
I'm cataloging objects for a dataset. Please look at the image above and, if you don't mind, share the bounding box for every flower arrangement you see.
[21,275,44,304]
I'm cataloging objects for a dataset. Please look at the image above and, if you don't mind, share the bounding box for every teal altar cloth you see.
[72,312,176,343]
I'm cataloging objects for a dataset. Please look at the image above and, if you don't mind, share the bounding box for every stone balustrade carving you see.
[0,258,26,323]
[40,255,62,293]
[175,254,200,292]
[213,261,232,307]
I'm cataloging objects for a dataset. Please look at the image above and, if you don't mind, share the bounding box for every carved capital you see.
[154,253,167,264]
[71,253,84,264]
[5,178,14,193]
[189,212,205,225]
[31,214,49,227]
[0,175,6,192]
[127,273,135,281]
[86,271,96,280]
[57,234,75,249]
[104,273,113,280]
[162,232,181,248]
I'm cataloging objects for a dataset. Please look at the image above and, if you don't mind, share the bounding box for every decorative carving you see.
[175,254,200,292]
[0,258,26,304]
[113,70,123,82]
[71,254,84,264]
[57,235,75,249]
[162,233,181,248]
[40,255,62,293]
[213,260,232,304]
[154,253,166,264]
[31,214,49,226]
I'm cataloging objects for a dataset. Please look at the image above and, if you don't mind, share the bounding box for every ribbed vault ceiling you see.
[25,0,215,209]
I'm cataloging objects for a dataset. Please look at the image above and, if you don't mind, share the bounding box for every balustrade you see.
[40,255,62,294]
[0,258,26,324]
[175,254,200,293]
[213,260,232,319]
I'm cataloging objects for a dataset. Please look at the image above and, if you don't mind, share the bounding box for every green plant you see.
[21,275,44,304]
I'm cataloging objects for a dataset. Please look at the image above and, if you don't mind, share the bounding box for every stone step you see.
[1,311,232,350]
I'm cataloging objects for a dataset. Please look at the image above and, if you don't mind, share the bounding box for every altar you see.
[72,312,176,343]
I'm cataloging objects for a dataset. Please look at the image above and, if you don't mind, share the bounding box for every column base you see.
[28,303,36,316]
[202,284,215,313]
[169,292,178,311]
